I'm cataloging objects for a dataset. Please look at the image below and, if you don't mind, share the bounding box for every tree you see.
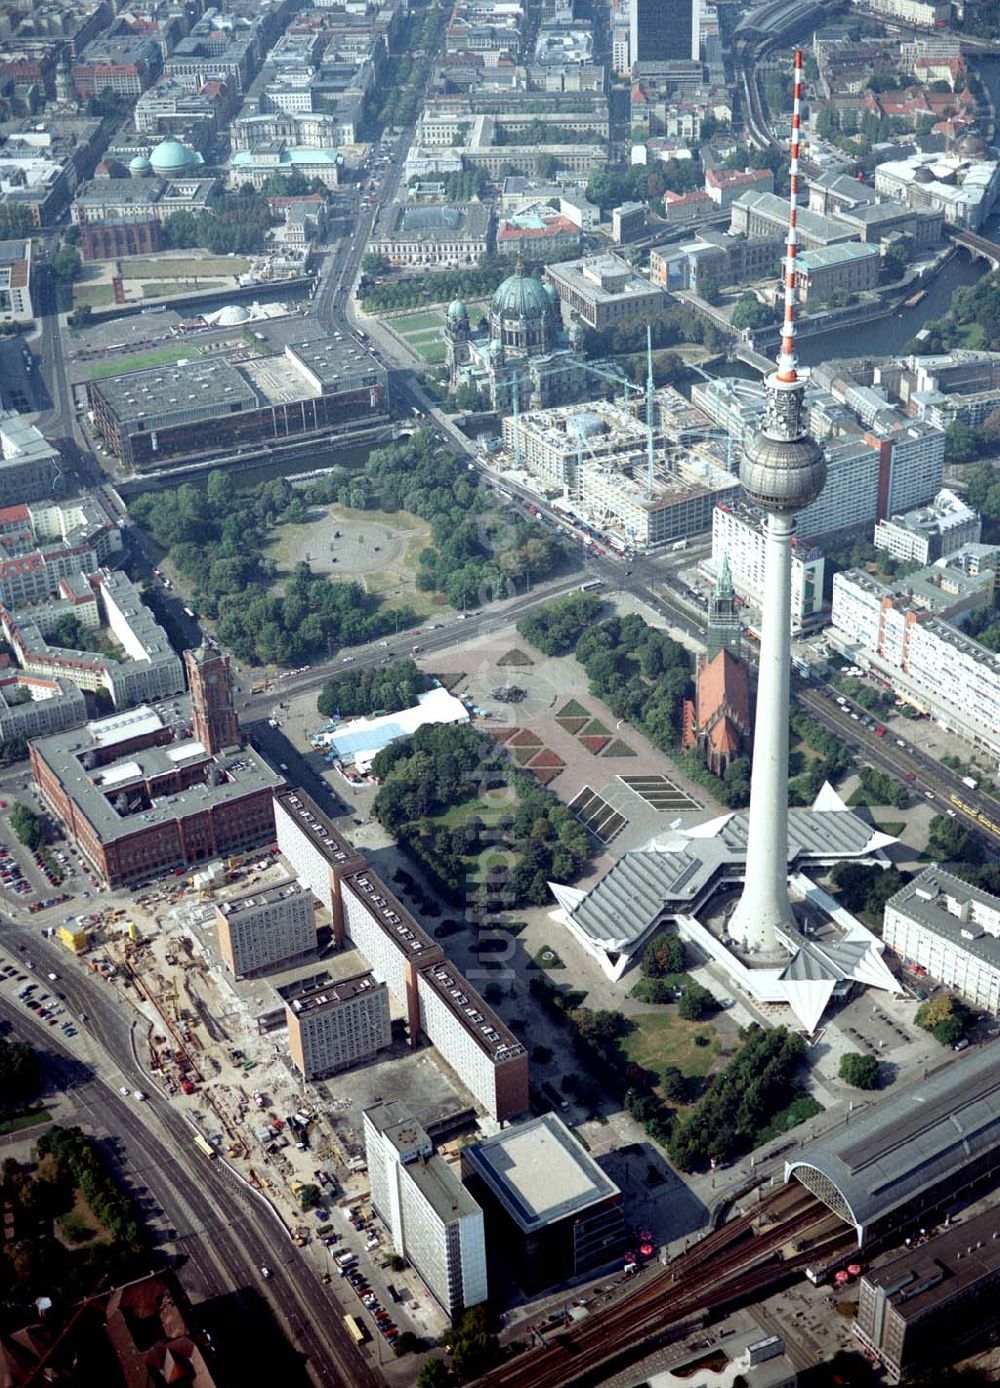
[698,274,722,305]
[361,252,389,276]
[945,419,980,463]
[51,246,81,280]
[10,804,47,851]
[393,1330,420,1355]
[928,814,985,866]
[642,930,686,977]
[915,993,968,1046]
[0,1037,40,1114]
[659,1065,689,1102]
[730,293,772,332]
[838,1053,880,1090]
[68,304,94,328]
[417,1360,451,1388]
[298,1183,322,1211]
[678,983,716,1020]
[883,242,909,281]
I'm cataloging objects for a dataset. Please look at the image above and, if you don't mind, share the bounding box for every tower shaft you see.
[727,512,794,951]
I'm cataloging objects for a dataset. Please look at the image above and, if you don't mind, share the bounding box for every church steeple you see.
[706,550,742,661]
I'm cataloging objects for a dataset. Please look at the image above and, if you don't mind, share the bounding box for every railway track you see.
[478,1189,853,1388]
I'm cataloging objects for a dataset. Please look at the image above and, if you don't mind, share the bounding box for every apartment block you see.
[0,674,87,744]
[853,1206,1000,1382]
[831,568,1000,755]
[272,786,365,937]
[341,870,443,1041]
[0,411,59,504]
[274,788,528,1120]
[1,569,184,709]
[417,963,529,1122]
[215,875,316,978]
[711,501,825,630]
[883,867,1000,1015]
[874,489,982,565]
[281,971,391,1078]
[363,1101,487,1318]
[0,241,33,325]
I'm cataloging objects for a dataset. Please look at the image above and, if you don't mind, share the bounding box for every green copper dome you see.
[149,138,201,173]
[129,153,152,174]
[491,263,551,321]
[446,298,468,322]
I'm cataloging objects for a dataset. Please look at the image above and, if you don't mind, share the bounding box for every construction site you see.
[57,845,470,1342]
[493,337,740,552]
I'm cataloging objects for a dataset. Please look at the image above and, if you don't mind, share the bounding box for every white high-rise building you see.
[883,867,1000,1014]
[711,500,825,631]
[363,1102,487,1318]
[874,488,981,565]
[831,567,1000,755]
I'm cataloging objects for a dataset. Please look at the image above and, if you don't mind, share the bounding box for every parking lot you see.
[0,950,80,1042]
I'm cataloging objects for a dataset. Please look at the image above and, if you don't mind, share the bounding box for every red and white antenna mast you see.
[776,47,804,385]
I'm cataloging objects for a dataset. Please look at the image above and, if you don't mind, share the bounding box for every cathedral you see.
[444,260,598,414]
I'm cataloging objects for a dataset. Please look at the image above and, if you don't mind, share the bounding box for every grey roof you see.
[30,702,282,846]
[463,1114,620,1232]
[733,190,854,246]
[885,865,1000,974]
[385,201,489,242]
[286,339,387,394]
[565,808,885,948]
[407,1154,484,1225]
[91,359,257,431]
[566,842,729,946]
[786,1044,1000,1236]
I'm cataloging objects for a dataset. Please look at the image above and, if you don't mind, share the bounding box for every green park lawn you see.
[123,254,250,279]
[392,310,445,335]
[85,346,200,380]
[140,279,226,298]
[622,1011,723,1087]
[72,283,116,308]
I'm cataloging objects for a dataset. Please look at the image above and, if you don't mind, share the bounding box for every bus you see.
[343,1314,368,1346]
[192,1133,215,1159]
[579,579,603,592]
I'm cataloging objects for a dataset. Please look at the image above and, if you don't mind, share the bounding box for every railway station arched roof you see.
[786,1045,1000,1245]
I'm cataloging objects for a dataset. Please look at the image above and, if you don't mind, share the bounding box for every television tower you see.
[727,50,827,954]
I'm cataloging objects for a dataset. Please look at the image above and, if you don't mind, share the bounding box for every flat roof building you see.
[883,866,1000,1015]
[364,1101,487,1317]
[874,488,981,566]
[786,1044,1000,1246]
[417,962,529,1122]
[215,874,316,979]
[546,253,670,331]
[853,1204,1000,1382]
[272,786,528,1121]
[88,347,389,471]
[712,500,825,631]
[0,410,59,504]
[30,702,281,888]
[461,1113,624,1292]
[0,240,33,324]
[371,202,492,268]
[280,970,391,1078]
[831,566,1000,755]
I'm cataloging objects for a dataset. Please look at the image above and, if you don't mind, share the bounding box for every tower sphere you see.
[740,404,827,514]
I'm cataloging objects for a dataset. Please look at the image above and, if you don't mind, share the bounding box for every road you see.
[797,681,1000,848]
[0,923,380,1388]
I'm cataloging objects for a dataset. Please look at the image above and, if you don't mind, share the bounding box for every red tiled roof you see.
[697,648,749,729]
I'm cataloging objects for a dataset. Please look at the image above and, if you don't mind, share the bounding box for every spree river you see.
[791,55,1000,366]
